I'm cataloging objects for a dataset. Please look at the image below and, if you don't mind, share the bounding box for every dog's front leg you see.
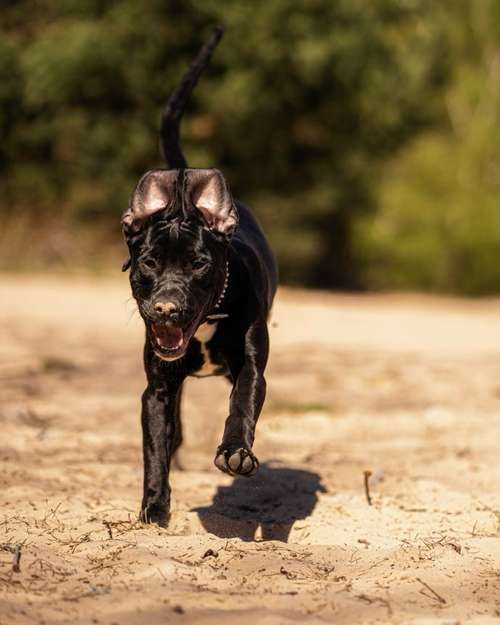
[140,381,182,526]
[215,318,269,477]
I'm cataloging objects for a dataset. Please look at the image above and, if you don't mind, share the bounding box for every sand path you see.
[1,276,499,624]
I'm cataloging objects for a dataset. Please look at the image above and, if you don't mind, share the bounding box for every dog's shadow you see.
[193,461,326,542]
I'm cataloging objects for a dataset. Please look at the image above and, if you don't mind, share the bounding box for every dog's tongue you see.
[152,323,183,349]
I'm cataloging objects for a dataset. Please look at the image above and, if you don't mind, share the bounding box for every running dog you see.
[121,28,278,526]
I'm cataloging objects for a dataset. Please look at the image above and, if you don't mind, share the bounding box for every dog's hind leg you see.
[139,379,183,526]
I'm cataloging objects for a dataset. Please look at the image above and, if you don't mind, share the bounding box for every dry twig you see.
[416,577,446,605]
[12,544,21,572]
[363,470,373,506]
[103,520,113,539]
[356,593,393,615]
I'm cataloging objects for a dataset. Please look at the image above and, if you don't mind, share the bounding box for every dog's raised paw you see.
[214,446,259,477]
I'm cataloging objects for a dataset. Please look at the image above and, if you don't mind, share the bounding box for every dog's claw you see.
[214,447,259,477]
[214,452,232,474]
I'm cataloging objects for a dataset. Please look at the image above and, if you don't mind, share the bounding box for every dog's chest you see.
[191,322,227,377]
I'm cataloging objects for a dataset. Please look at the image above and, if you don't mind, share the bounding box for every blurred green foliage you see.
[356,1,500,294]
[1,0,498,293]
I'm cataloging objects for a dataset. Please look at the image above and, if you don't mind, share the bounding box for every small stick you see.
[12,544,21,573]
[416,577,446,605]
[103,520,113,540]
[363,470,373,506]
[356,594,393,615]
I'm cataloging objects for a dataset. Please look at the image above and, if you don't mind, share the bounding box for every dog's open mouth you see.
[150,320,198,360]
[152,322,184,350]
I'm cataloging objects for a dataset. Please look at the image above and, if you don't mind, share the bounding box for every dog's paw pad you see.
[214,447,259,477]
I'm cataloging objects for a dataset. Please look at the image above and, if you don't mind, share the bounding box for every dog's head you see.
[122,168,238,361]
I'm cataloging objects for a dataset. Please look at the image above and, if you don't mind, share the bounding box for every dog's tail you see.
[160,26,224,169]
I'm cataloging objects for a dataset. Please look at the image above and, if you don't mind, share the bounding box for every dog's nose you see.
[154,301,178,317]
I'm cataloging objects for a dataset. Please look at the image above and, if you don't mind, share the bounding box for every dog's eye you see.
[192,259,209,272]
[142,258,158,271]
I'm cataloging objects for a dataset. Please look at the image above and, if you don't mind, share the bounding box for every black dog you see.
[121,28,278,526]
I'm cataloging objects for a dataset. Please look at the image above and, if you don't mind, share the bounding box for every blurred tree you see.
[0,0,449,286]
[357,0,500,294]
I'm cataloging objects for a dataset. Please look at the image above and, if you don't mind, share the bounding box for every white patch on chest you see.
[192,322,221,377]
[194,321,218,343]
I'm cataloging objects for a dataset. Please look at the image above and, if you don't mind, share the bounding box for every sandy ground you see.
[1,275,500,625]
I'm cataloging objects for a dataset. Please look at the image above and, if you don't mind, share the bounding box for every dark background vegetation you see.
[1,0,499,293]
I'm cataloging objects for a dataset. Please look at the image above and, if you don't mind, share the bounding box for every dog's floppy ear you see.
[185,168,238,238]
[121,169,179,233]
